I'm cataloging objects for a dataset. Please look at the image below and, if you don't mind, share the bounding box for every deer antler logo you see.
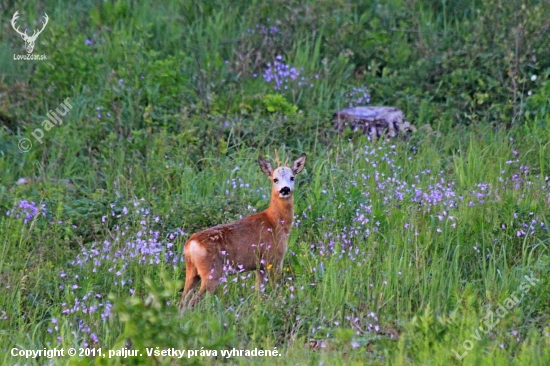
[11,11,49,54]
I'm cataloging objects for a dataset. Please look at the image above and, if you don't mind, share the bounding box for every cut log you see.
[333,106,416,140]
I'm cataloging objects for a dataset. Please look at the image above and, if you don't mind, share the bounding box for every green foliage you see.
[98,275,229,365]
[525,72,550,123]
[2,0,550,365]
[262,94,298,116]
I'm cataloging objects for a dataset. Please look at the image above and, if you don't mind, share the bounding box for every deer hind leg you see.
[179,260,200,311]
[187,280,212,308]
[187,259,222,308]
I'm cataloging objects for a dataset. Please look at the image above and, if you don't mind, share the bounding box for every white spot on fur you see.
[187,240,206,258]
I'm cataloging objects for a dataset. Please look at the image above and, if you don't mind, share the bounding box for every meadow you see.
[0,0,549,365]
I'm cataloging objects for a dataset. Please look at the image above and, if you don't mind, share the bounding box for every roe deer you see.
[179,152,306,310]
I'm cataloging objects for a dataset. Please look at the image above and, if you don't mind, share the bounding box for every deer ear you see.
[292,153,306,175]
[258,156,273,176]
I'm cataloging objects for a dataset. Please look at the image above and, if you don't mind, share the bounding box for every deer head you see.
[259,152,306,199]
[11,11,49,54]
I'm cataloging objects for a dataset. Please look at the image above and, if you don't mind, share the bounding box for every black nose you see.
[280,187,290,195]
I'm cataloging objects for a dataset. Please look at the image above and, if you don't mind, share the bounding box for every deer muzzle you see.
[279,187,290,196]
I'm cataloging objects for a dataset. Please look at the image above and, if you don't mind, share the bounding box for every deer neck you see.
[266,194,294,233]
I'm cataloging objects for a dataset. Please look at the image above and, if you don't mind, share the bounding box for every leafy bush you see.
[99,275,231,365]
[262,94,298,116]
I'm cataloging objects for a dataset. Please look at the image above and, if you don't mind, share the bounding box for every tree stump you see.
[333,106,416,140]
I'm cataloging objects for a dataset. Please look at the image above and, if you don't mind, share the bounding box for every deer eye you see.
[290,176,295,181]
[273,178,279,183]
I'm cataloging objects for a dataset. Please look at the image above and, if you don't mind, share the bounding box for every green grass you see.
[1,0,549,365]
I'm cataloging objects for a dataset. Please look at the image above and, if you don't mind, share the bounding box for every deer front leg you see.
[255,268,268,292]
